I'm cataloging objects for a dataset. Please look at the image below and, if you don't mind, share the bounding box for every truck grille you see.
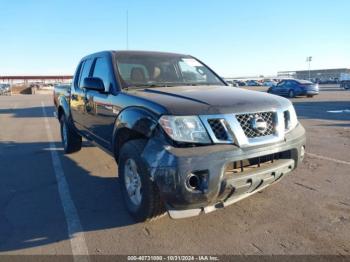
[207,119,229,140]
[235,112,275,138]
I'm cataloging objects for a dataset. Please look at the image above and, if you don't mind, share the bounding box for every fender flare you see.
[112,107,159,158]
[57,95,71,120]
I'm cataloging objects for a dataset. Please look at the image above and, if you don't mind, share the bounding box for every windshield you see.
[115,53,225,89]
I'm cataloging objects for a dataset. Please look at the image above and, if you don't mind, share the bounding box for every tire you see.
[60,114,82,154]
[307,95,314,98]
[118,139,165,222]
[288,90,295,98]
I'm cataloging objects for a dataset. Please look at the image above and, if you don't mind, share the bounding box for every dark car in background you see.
[236,80,247,86]
[268,79,319,98]
[225,80,239,87]
[262,79,277,87]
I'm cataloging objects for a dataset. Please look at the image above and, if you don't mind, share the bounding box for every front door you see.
[273,80,285,95]
[84,56,117,150]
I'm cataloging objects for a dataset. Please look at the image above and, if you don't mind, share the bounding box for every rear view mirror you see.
[82,77,105,92]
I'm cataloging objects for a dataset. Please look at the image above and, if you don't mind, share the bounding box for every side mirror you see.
[82,77,105,92]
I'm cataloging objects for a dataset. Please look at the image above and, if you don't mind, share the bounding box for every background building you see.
[277,68,350,82]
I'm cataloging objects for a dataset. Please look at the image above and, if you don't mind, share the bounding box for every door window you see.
[281,81,290,88]
[79,59,94,89]
[277,81,285,87]
[93,57,112,91]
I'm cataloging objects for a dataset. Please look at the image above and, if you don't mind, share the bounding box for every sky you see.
[0,0,349,77]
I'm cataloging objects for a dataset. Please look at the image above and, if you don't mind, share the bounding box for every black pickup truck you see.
[54,51,306,221]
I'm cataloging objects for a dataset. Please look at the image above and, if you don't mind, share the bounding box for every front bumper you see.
[142,124,306,219]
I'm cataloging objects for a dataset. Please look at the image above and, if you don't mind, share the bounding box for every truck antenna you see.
[126,10,129,50]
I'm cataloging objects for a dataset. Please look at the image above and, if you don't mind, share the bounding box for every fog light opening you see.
[186,174,200,191]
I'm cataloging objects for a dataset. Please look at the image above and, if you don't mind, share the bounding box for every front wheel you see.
[118,139,165,222]
[307,95,314,98]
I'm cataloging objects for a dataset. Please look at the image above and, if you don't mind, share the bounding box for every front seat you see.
[130,67,146,83]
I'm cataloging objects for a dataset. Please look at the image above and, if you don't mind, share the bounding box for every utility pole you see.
[126,10,129,50]
[306,56,312,80]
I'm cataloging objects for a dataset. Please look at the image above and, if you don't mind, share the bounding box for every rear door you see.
[70,58,94,130]
[292,80,303,95]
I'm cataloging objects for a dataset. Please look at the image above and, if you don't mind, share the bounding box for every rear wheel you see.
[307,95,314,98]
[60,114,82,154]
[288,90,295,98]
[118,139,165,222]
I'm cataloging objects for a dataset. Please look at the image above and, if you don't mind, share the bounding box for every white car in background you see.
[263,80,277,87]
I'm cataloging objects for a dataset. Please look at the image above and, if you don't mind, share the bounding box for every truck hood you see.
[130,85,291,115]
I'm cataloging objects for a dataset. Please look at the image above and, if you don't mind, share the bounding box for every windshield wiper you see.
[123,82,217,90]
[124,83,174,90]
[145,84,174,88]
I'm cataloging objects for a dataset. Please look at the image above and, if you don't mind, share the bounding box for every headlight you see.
[159,115,211,144]
[284,104,298,132]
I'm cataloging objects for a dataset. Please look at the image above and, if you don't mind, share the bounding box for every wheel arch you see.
[112,107,159,162]
[57,96,71,120]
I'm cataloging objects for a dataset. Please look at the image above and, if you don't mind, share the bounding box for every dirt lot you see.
[0,88,349,256]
